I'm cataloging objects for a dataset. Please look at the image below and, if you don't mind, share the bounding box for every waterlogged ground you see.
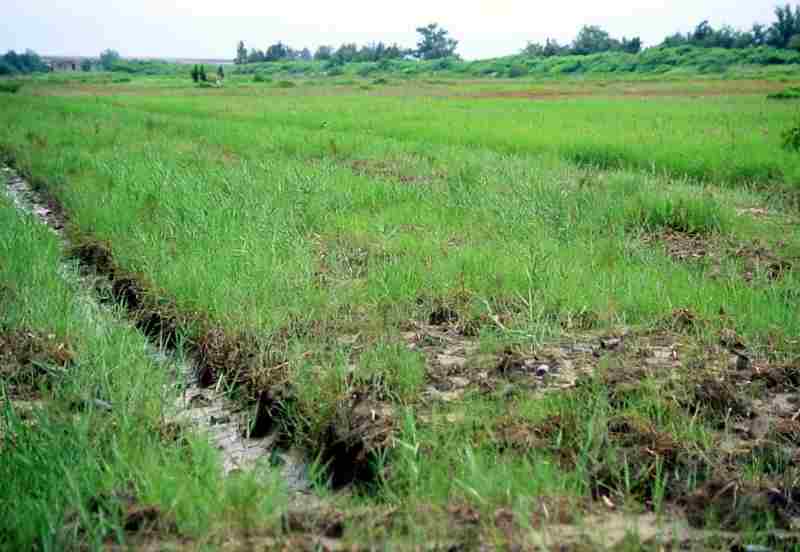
[2,75,800,549]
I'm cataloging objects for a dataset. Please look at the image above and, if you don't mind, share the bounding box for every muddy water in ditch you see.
[1,165,309,490]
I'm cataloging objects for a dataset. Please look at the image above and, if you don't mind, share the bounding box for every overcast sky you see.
[2,1,784,60]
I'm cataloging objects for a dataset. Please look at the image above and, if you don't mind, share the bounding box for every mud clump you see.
[69,242,117,278]
[429,306,458,326]
[324,396,395,488]
[691,378,753,424]
[590,416,693,503]
[683,480,800,530]
[0,329,74,399]
[282,509,345,539]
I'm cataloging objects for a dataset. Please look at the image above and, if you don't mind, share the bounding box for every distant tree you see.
[661,32,688,48]
[733,31,756,49]
[334,43,359,63]
[199,65,207,81]
[790,34,800,51]
[415,23,458,59]
[542,38,567,57]
[571,25,620,55]
[265,42,291,61]
[80,58,93,72]
[217,65,225,80]
[691,20,714,45]
[752,23,768,46]
[300,48,312,61]
[99,49,121,70]
[522,42,545,57]
[190,65,200,82]
[236,41,248,64]
[0,49,48,74]
[247,49,265,63]
[768,4,800,48]
[621,36,642,54]
[314,45,334,61]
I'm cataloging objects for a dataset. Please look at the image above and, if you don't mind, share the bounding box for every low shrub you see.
[767,87,800,100]
[275,80,296,88]
[0,81,22,94]
[782,120,800,152]
[508,64,528,78]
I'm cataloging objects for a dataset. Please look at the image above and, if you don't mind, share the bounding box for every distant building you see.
[44,57,83,72]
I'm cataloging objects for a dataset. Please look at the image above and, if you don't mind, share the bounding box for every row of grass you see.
[0,197,288,548]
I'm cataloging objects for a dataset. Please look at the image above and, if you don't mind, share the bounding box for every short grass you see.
[2,75,800,547]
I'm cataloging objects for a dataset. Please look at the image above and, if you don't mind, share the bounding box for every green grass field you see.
[2,73,800,549]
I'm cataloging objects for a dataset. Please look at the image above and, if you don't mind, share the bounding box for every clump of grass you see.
[0,81,22,94]
[782,119,800,152]
[253,73,271,83]
[767,87,800,100]
[626,189,731,234]
[355,342,426,403]
[275,80,296,89]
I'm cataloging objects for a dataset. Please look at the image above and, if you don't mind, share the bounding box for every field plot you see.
[2,77,800,549]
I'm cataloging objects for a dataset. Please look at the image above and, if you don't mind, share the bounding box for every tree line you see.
[0,50,49,75]
[235,23,458,64]
[523,4,800,57]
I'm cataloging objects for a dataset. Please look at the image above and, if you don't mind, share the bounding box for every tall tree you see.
[415,23,458,60]
[235,41,248,64]
[571,25,622,54]
[99,49,121,70]
[314,45,333,61]
[768,4,800,48]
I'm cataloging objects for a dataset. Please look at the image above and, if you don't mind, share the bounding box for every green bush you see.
[253,74,271,83]
[508,64,528,78]
[767,87,800,100]
[0,81,22,94]
[275,80,296,88]
[357,63,379,77]
[782,120,800,152]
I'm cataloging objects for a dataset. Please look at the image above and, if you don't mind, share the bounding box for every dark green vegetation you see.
[2,73,800,549]
[0,50,48,76]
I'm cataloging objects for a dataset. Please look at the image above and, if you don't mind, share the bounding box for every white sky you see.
[2,0,784,60]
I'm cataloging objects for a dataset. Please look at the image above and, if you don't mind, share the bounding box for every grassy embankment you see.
[0,196,288,549]
[2,77,800,547]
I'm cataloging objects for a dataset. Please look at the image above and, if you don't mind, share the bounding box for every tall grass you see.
[0,199,287,548]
